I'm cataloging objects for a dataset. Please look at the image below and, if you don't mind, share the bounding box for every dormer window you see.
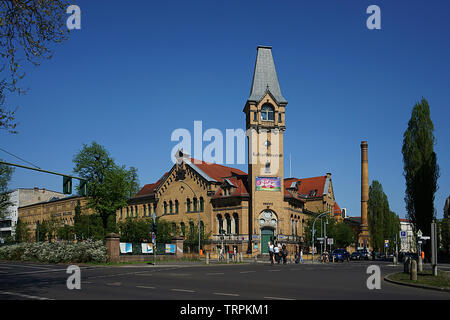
[261,104,274,121]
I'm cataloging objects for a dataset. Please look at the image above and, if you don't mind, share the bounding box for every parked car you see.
[350,251,361,261]
[357,249,370,260]
[331,249,350,262]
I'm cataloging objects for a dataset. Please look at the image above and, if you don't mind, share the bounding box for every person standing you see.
[300,248,304,263]
[268,241,274,264]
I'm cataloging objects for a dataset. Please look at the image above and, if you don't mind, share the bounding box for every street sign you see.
[400,231,406,238]
[420,236,430,240]
[327,238,334,245]
[417,230,423,238]
[317,237,325,241]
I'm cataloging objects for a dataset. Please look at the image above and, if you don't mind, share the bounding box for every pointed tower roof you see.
[248,46,287,104]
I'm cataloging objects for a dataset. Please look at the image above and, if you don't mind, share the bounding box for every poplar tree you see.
[402,98,439,259]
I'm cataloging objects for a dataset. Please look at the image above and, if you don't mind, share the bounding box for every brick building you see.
[116,46,348,257]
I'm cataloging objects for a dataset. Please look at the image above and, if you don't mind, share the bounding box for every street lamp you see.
[311,211,331,262]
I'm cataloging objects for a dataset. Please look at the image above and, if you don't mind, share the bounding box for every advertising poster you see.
[141,243,153,254]
[120,242,132,254]
[165,244,176,254]
[255,177,281,191]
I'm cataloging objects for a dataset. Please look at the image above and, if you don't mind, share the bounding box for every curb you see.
[384,272,450,293]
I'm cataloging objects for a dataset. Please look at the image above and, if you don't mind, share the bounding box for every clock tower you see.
[243,46,287,253]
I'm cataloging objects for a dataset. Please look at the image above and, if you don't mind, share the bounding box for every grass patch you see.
[388,270,450,289]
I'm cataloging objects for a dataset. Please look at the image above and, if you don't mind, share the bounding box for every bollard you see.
[410,259,417,281]
[206,252,210,265]
[254,255,258,263]
[403,257,410,274]
[240,252,243,263]
[418,255,423,272]
[226,253,230,264]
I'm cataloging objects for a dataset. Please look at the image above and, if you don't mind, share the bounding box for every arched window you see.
[261,103,274,121]
[130,206,133,217]
[200,221,204,236]
[164,201,167,214]
[199,197,204,212]
[225,213,231,234]
[186,198,191,212]
[169,201,173,214]
[135,205,138,217]
[126,207,129,217]
[233,213,239,235]
[175,200,179,214]
[193,197,198,212]
[180,222,185,236]
[120,208,123,219]
[189,221,195,237]
[143,205,146,217]
[171,222,177,235]
[217,214,224,234]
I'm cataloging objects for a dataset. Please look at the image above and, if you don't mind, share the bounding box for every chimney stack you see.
[360,141,370,248]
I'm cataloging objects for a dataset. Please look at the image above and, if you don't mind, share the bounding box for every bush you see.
[0,240,107,263]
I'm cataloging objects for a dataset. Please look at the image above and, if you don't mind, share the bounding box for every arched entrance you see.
[260,228,274,254]
[258,209,278,254]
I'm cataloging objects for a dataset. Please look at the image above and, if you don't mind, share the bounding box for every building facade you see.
[0,188,65,240]
[18,196,90,241]
[116,46,350,257]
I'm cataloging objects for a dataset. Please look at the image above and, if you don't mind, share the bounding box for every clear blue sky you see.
[1,0,449,220]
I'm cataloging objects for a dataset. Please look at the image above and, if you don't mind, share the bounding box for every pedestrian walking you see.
[268,241,274,264]
[281,244,287,264]
[300,248,303,263]
[219,246,224,262]
[274,243,280,264]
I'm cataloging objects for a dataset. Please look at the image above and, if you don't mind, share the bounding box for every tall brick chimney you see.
[360,141,370,248]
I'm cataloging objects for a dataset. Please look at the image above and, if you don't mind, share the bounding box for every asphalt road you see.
[0,260,449,301]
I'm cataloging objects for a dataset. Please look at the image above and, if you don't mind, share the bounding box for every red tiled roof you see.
[213,175,250,199]
[333,202,341,216]
[284,176,327,198]
[190,158,247,182]
[134,172,168,197]
[399,218,410,223]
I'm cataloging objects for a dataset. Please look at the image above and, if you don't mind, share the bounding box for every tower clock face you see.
[264,211,272,219]
[264,140,271,147]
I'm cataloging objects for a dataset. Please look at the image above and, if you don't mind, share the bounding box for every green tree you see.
[14,218,30,243]
[402,98,439,259]
[184,220,211,253]
[1,0,71,132]
[73,142,140,234]
[73,200,105,241]
[332,222,355,248]
[440,217,450,256]
[0,160,14,220]
[368,180,401,252]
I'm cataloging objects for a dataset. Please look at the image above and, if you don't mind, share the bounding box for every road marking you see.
[206,272,224,275]
[267,269,281,272]
[171,289,195,293]
[106,282,122,286]
[213,292,239,297]
[0,291,54,300]
[264,296,295,300]
[136,286,156,289]
[239,271,255,274]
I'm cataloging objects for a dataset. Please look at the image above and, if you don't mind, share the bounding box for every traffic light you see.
[63,176,72,194]
[79,180,88,197]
